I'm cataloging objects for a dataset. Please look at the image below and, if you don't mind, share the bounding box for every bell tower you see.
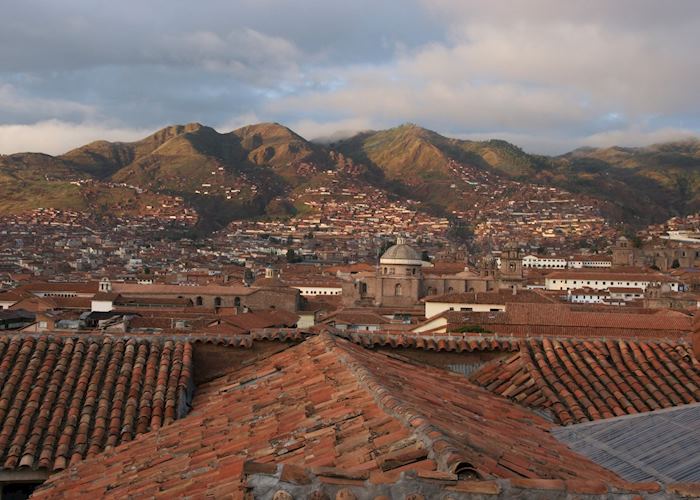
[99,277,112,293]
[498,243,524,289]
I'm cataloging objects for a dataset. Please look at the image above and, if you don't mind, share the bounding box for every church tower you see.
[612,236,635,267]
[498,243,524,289]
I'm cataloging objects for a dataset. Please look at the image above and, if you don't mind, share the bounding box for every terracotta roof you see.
[33,333,624,498]
[0,335,193,472]
[111,282,254,296]
[322,309,390,326]
[471,337,700,425]
[115,296,191,306]
[607,287,644,293]
[20,282,98,294]
[214,310,299,330]
[482,303,693,339]
[425,289,554,305]
[545,270,669,282]
[0,289,30,302]
[44,296,92,309]
[335,330,520,352]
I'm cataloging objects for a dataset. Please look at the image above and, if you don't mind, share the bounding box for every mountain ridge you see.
[2,121,699,231]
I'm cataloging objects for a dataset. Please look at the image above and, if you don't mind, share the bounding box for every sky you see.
[0,0,699,155]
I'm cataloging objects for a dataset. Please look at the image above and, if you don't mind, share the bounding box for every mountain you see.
[0,153,86,213]
[334,125,700,225]
[541,139,700,224]
[2,121,699,231]
[2,122,351,231]
[333,124,548,213]
[0,152,179,216]
[334,123,544,179]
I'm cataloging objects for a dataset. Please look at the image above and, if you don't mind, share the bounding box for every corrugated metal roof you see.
[553,402,700,483]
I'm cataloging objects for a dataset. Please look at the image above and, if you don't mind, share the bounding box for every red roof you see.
[0,335,193,472]
[545,270,669,282]
[471,337,700,425]
[33,333,624,498]
[425,289,554,305]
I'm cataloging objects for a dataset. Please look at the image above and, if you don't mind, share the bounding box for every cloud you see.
[0,0,698,154]
[287,117,376,142]
[0,84,96,123]
[157,28,303,85]
[0,120,153,155]
[264,1,700,150]
[580,126,699,149]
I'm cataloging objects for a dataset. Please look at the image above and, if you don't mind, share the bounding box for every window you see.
[195,296,203,306]
[234,297,241,307]
[214,297,222,307]
[394,283,402,296]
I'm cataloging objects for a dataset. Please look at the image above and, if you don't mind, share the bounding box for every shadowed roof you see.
[553,403,700,483]
[471,337,700,425]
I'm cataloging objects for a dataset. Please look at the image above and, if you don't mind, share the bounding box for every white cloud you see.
[158,28,303,86]
[0,84,96,122]
[0,0,698,153]
[0,120,153,155]
[264,0,700,150]
[215,113,263,133]
[580,126,699,149]
[287,117,376,142]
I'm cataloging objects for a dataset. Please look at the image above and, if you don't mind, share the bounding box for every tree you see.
[447,218,474,245]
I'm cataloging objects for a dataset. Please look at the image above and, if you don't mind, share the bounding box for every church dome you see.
[380,237,423,265]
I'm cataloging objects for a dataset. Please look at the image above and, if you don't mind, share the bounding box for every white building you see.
[423,289,550,318]
[292,285,343,297]
[567,255,612,269]
[522,255,567,269]
[566,288,608,304]
[545,271,680,292]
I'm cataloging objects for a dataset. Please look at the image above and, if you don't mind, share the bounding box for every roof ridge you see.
[318,332,479,477]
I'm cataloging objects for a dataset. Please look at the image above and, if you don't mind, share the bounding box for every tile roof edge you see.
[318,332,479,478]
[243,463,679,497]
[551,400,700,432]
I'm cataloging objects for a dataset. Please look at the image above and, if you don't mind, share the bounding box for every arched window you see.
[214,297,222,307]
[395,283,402,296]
[195,296,203,306]
[234,297,241,307]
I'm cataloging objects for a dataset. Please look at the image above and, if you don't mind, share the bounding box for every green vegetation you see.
[454,325,494,334]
